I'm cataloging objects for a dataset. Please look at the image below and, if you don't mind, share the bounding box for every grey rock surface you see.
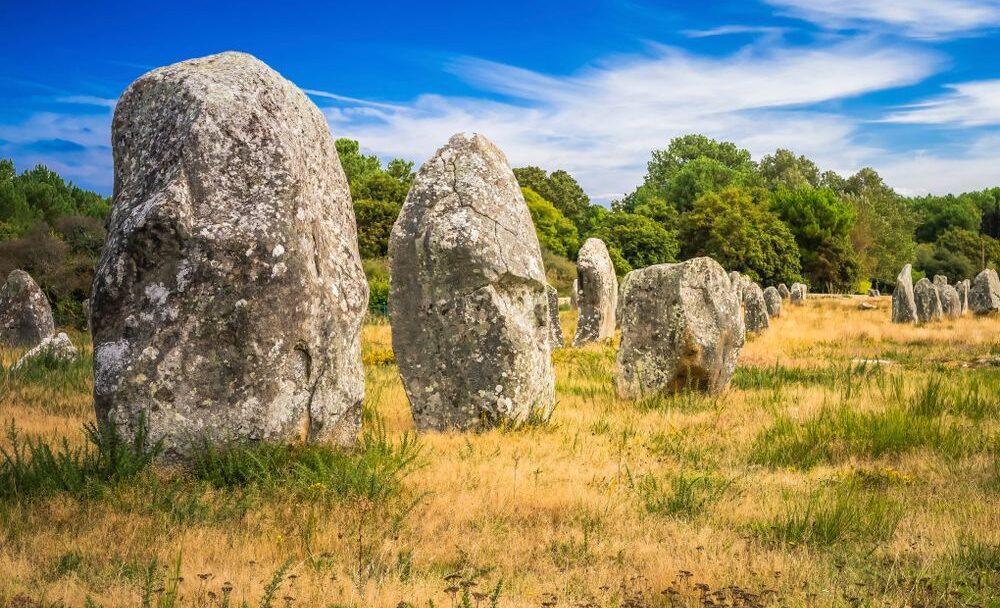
[546,284,564,349]
[762,286,782,318]
[573,238,618,346]
[777,283,790,301]
[789,282,807,305]
[914,278,943,323]
[389,133,554,431]
[742,282,770,333]
[933,275,949,289]
[12,332,78,371]
[616,257,745,397]
[0,270,55,348]
[939,285,962,318]
[891,264,918,324]
[969,269,1000,315]
[957,279,970,314]
[91,52,368,457]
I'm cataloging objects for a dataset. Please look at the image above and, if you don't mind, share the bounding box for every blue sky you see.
[4,0,1000,201]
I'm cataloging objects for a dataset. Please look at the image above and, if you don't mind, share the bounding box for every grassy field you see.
[1,297,999,607]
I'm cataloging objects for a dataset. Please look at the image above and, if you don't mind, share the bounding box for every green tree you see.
[513,166,592,232]
[591,211,679,274]
[353,199,401,259]
[679,186,801,286]
[909,193,982,243]
[771,186,858,291]
[841,168,918,287]
[759,149,821,190]
[522,187,579,258]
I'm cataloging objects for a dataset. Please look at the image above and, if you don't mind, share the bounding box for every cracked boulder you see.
[389,133,554,431]
[892,264,918,324]
[573,238,618,346]
[763,286,782,318]
[914,278,943,323]
[0,270,55,348]
[616,257,745,397]
[969,268,1000,315]
[91,52,368,458]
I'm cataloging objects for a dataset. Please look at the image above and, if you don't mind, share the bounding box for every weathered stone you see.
[729,271,744,302]
[790,283,807,305]
[616,257,745,397]
[939,284,962,318]
[777,283,790,301]
[573,238,618,346]
[0,270,55,348]
[389,133,554,431]
[12,332,78,371]
[933,275,949,289]
[762,286,782,318]
[891,264,918,324]
[956,279,970,314]
[867,288,881,297]
[914,278,943,323]
[91,52,368,458]
[742,282,770,333]
[617,270,633,328]
[546,284,564,349]
[570,278,578,310]
[969,269,1000,315]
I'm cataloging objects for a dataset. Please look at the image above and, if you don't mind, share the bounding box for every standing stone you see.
[939,284,962,318]
[969,269,1000,315]
[956,280,970,314]
[12,332,78,371]
[0,270,55,348]
[729,271,744,302]
[892,264,918,324]
[933,275,949,289]
[790,283,807,305]
[389,133,554,431]
[777,283,790,301]
[570,278,578,310]
[616,257,745,397]
[573,238,618,346]
[763,286,782,318]
[546,285,564,349]
[617,270,634,328]
[914,278,943,323]
[743,282,770,333]
[91,52,368,457]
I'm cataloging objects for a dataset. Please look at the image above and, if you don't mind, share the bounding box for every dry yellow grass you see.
[1,297,999,607]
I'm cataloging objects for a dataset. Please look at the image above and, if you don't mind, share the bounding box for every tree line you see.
[3,134,999,325]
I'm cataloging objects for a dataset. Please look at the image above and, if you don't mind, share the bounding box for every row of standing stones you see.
[0,51,881,460]
[891,263,1000,324]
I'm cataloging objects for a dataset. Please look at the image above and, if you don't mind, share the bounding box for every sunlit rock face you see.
[914,278,943,323]
[92,52,367,458]
[969,269,1000,315]
[617,257,745,398]
[573,238,618,347]
[389,133,555,431]
[891,264,917,324]
[763,286,782,318]
[0,270,54,348]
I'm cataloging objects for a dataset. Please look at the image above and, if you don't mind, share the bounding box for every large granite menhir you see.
[914,278,943,323]
[0,270,55,348]
[573,238,618,346]
[91,52,368,458]
[891,264,917,324]
[969,269,1000,315]
[617,257,744,397]
[389,133,555,431]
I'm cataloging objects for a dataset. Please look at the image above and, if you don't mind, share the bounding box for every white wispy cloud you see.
[883,79,1000,126]
[56,95,118,109]
[681,25,788,38]
[878,134,1000,195]
[763,0,1000,39]
[322,40,938,200]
